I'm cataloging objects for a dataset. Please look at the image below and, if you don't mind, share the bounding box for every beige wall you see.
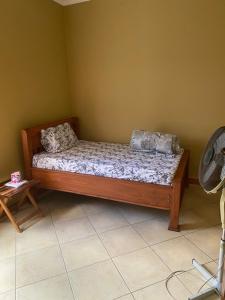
[0,0,71,181]
[64,0,225,177]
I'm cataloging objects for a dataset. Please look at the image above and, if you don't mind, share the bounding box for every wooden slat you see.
[0,180,39,198]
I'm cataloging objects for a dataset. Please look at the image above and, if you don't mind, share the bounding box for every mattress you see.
[32,140,183,186]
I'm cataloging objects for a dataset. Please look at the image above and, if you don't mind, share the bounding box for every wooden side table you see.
[0,180,43,233]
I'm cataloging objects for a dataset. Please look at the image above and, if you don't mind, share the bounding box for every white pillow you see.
[41,122,78,153]
[130,130,180,154]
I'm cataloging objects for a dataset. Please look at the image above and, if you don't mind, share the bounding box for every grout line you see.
[131,223,174,272]
[85,213,133,297]
[11,192,221,299]
[131,224,194,297]
[50,212,77,300]
[183,235,216,262]
[113,293,135,300]
[15,272,68,293]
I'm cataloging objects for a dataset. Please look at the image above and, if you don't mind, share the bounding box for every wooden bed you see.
[21,117,189,231]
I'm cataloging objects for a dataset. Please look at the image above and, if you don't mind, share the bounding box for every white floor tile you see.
[113,248,170,291]
[16,217,58,255]
[16,246,65,288]
[55,217,95,244]
[0,221,15,240]
[178,261,217,294]
[16,274,74,300]
[186,226,221,260]
[152,236,211,271]
[0,237,15,260]
[81,198,115,216]
[69,260,129,300]
[133,277,190,300]
[0,257,15,294]
[89,209,128,233]
[117,295,134,300]
[180,209,212,234]
[133,217,181,245]
[0,290,15,300]
[100,226,147,257]
[50,195,86,223]
[119,204,162,225]
[61,235,109,271]
[0,187,220,300]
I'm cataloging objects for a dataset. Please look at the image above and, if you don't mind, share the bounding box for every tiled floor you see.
[0,185,221,300]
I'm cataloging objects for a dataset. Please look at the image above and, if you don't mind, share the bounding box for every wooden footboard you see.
[21,117,189,231]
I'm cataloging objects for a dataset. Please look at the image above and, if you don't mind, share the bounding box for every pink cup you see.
[11,171,22,183]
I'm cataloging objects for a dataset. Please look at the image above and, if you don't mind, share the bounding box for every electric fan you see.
[189,127,225,300]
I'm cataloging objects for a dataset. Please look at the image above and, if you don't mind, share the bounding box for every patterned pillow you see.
[130,130,180,154]
[41,122,78,153]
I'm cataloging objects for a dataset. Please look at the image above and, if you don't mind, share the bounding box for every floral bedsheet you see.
[32,140,183,185]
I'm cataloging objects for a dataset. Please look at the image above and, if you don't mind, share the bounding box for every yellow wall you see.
[64,0,225,177]
[0,0,71,181]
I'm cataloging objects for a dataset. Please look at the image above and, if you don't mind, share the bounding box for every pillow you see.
[130,130,180,154]
[41,122,78,153]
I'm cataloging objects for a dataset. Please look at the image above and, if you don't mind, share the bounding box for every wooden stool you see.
[0,180,43,233]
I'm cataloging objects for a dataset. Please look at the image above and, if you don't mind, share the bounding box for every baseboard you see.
[188,177,199,185]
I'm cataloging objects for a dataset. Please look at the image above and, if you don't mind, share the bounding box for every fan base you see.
[188,286,219,300]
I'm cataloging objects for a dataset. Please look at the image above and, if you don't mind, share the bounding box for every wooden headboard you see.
[21,117,79,179]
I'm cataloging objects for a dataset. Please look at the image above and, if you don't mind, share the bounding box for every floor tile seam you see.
[184,223,222,238]
[175,271,197,296]
[128,218,181,279]
[174,258,219,296]
[174,266,216,296]
[116,209,153,226]
[146,235,199,294]
[113,292,135,300]
[98,224,133,235]
[92,223,132,235]
[183,235,216,261]
[14,242,62,259]
[0,289,15,297]
[52,214,91,226]
[120,275,179,295]
[110,245,150,260]
[180,223,220,236]
[50,202,88,221]
[148,242,174,273]
[63,246,153,273]
[15,224,59,256]
[50,213,77,300]
[87,212,130,234]
[150,239,213,279]
[120,262,204,298]
[146,235,185,247]
[81,204,122,218]
[61,241,153,271]
[15,271,67,292]
[125,215,164,227]
[130,220,183,248]
[0,253,16,262]
[163,255,217,297]
[66,258,111,273]
[85,213,133,296]
[95,220,149,258]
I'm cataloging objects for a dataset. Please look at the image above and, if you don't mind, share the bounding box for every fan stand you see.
[188,183,225,300]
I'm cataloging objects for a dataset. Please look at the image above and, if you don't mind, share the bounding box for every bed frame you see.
[21,117,189,231]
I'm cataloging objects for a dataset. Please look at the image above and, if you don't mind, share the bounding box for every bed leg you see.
[168,181,182,232]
